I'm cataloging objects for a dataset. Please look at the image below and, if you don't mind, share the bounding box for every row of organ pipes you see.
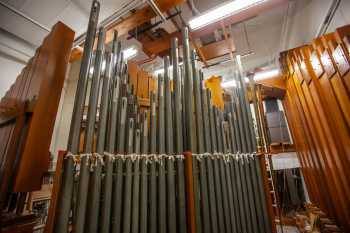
[54,1,272,233]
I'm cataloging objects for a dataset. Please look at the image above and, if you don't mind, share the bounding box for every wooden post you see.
[183,151,196,233]
[258,153,277,233]
[44,150,66,233]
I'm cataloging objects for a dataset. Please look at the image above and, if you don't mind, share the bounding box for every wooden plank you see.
[44,151,66,233]
[14,22,75,192]
[183,151,196,233]
[258,154,277,233]
[105,0,184,42]
[142,31,236,63]
[1,219,36,233]
[0,102,26,208]
[142,31,181,56]
[70,0,185,62]
[199,38,236,60]
[289,51,338,218]
[327,28,350,92]
[293,48,350,225]
[280,29,350,230]
[299,45,350,187]
[256,76,286,90]
[312,36,350,143]
[191,0,287,39]
[285,53,331,213]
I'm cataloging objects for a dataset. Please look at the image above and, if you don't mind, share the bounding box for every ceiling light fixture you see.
[123,47,138,60]
[188,0,267,30]
[221,68,280,88]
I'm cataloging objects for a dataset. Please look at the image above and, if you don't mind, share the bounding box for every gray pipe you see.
[68,0,100,153]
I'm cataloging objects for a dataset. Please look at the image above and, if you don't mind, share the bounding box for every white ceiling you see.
[200,2,289,80]
[0,0,132,46]
[2,0,349,88]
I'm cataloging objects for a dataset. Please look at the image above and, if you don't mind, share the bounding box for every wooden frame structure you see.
[0,22,74,231]
[280,24,350,231]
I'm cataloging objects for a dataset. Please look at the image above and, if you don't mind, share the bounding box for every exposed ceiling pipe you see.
[316,0,341,37]
[0,1,50,32]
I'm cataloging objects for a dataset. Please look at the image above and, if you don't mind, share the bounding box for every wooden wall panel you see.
[127,61,158,108]
[280,25,350,231]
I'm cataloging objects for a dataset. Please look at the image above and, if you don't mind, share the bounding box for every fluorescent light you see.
[253,68,280,81]
[188,0,267,30]
[221,69,280,88]
[123,47,137,60]
[221,80,237,88]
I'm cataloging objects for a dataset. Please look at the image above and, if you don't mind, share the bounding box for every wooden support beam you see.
[44,151,66,233]
[143,31,181,56]
[184,151,197,233]
[257,84,286,99]
[189,36,208,66]
[105,0,184,44]
[142,31,235,63]
[255,76,286,90]
[70,0,184,63]
[200,38,236,61]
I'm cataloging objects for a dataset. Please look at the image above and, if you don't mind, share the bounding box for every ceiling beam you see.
[190,37,208,66]
[199,38,236,60]
[255,76,286,90]
[105,0,183,44]
[140,0,287,57]
[70,0,184,63]
[143,31,235,62]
